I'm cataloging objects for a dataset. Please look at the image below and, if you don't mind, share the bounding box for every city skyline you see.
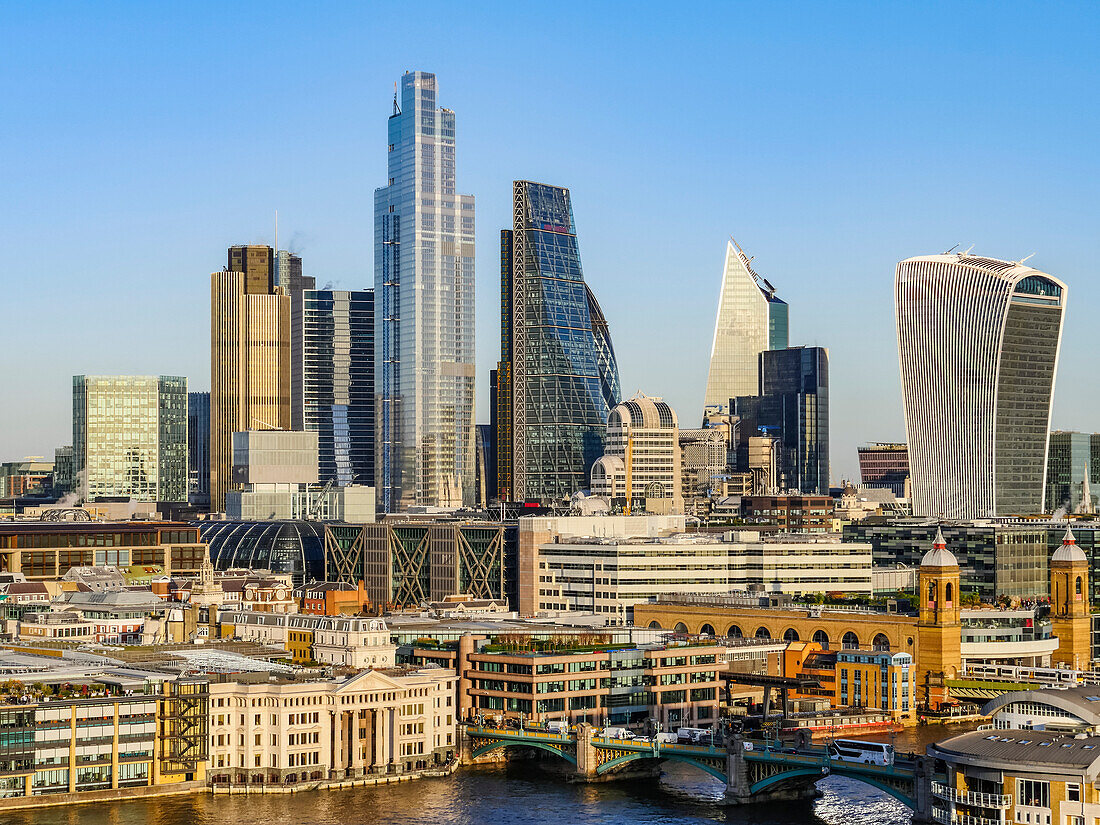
[5,4,1100,482]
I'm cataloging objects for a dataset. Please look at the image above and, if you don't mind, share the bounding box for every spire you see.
[921,526,958,568]
[1053,524,1088,563]
[1064,526,1077,546]
[933,527,947,549]
[1077,465,1093,515]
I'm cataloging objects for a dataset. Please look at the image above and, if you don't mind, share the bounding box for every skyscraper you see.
[210,245,291,511]
[703,238,788,415]
[733,346,829,494]
[73,375,188,502]
[496,181,621,503]
[858,442,909,496]
[188,391,210,507]
[1044,431,1096,514]
[895,253,1067,519]
[293,289,375,487]
[375,71,476,511]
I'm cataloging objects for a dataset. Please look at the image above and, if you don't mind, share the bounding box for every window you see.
[1067,783,1081,802]
[1018,778,1050,808]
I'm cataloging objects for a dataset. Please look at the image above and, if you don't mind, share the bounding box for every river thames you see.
[0,726,968,825]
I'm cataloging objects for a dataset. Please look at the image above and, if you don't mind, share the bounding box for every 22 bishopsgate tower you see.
[375,72,476,511]
[896,253,1066,520]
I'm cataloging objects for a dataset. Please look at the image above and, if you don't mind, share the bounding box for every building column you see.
[111,702,119,789]
[351,710,364,776]
[373,709,385,770]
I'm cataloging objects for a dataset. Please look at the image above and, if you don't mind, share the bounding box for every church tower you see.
[916,528,962,709]
[1051,527,1090,669]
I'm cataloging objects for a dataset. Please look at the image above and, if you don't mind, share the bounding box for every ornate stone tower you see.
[1051,526,1091,669]
[916,528,962,709]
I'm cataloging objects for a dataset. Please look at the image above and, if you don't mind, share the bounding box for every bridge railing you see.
[931,781,1012,809]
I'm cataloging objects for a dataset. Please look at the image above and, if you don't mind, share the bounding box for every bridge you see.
[462,724,941,817]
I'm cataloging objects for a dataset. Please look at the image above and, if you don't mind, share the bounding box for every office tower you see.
[497,181,621,503]
[703,238,788,415]
[375,71,476,511]
[858,443,910,496]
[72,375,188,501]
[274,250,315,296]
[210,245,291,511]
[188,391,210,507]
[733,346,829,494]
[591,394,683,513]
[293,289,375,487]
[52,446,74,496]
[896,253,1066,519]
[1045,431,1097,514]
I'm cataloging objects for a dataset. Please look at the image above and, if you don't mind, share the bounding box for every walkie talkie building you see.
[895,253,1066,519]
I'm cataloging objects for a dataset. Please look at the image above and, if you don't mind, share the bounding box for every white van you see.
[676,727,712,745]
[654,732,679,744]
[602,726,634,740]
[545,720,569,734]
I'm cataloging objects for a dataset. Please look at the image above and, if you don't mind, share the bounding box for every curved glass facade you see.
[496,181,621,503]
[197,521,326,585]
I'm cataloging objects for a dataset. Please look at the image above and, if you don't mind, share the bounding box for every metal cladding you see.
[895,253,1066,519]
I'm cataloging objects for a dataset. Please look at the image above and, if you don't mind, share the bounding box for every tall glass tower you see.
[375,71,476,511]
[896,253,1067,519]
[496,181,621,503]
[294,289,375,487]
[703,238,787,415]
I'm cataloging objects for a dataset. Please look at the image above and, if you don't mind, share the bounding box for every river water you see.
[0,725,972,825]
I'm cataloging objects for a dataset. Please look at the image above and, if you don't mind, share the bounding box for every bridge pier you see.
[724,736,819,805]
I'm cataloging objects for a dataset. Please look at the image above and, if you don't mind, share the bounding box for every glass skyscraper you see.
[73,375,188,502]
[375,71,475,511]
[896,253,1067,519]
[704,238,788,416]
[187,391,210,506]
[293,289,375,487]
[733,346,829,494]
[496,181,621,503]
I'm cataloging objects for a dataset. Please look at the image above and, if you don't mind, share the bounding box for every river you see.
[0,724,975,825]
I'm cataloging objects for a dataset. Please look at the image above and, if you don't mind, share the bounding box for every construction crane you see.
[308,478,336,520]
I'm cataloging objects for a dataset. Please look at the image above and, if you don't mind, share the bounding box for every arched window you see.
[674,622,688,633]
[842,631,859,649]
[872,633,890,651]
[728,625,743,639]
[783,628,800,642]
[812,630,829,649]
[1077,576,1083,596]
[927,581,936,604]
[945,582,953,604]
[755,627,771,640]
[700,624,715,636]
[648,620,662,630]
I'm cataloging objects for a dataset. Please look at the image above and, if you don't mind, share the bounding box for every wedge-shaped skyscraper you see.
[703,239,788,415]
[895,253,1067,519]
[496,181,621,503]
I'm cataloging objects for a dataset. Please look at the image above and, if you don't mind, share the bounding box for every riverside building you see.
[895,253,1066,519]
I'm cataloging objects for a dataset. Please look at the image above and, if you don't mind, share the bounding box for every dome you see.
[197,520,327,585]
[1052,527,1088,564]
[920,527,958,569]
[610,393,678,430]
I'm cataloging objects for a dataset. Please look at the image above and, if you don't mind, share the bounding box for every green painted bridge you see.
[462,724,941,814]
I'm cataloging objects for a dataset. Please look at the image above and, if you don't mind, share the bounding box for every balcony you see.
[931,781,1012,808]
[931,807,1003,825]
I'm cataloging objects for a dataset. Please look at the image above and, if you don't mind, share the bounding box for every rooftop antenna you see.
[1019,253,1036,264]
[962,244,975,256]
[943,244,960,255]
[274,209,278,253]
[393,82,400,116]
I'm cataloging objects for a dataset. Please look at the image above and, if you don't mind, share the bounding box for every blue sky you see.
[3,1,1099,481]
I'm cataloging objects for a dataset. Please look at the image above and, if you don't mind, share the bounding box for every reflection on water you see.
[0,725,977,825]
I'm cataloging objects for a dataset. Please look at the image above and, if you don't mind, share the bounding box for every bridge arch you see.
[470,737,577,765]
[596,751,727,782]
[750,767,915,808]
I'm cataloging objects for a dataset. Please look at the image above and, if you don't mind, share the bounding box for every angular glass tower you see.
[294,289,375,487]
[496,181,621,503]
[375,71,476,511]
[703,239,787,415]
[896,253,1067,519]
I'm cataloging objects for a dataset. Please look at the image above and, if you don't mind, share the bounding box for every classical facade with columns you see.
[207,666,457,789]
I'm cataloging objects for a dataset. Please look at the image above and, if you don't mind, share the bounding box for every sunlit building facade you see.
[496,181,621,503]
[703,238,788,414]
[895,254,1066,519]
[73,375,188,502]
[375,71,476,511]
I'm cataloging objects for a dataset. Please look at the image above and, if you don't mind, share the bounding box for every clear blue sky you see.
[4,1,1099,482]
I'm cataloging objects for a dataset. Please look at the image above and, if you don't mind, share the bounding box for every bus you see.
[827,739,894,766]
